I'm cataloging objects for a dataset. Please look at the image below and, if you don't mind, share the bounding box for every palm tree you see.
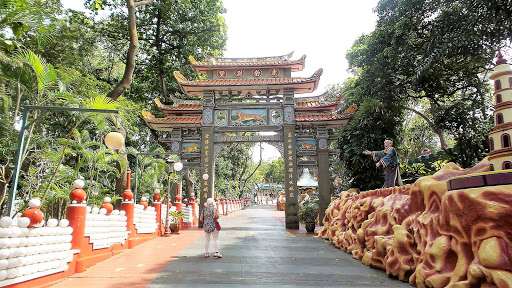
[128,146,168,202]
[39,95,122,204]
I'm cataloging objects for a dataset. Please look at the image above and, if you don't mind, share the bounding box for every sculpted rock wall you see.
[318,158,512,287]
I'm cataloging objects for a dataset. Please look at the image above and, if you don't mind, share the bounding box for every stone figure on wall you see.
[363,138,403,188]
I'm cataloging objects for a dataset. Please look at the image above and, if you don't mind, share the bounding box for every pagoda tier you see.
[142,110,201,130]
[173,68,322,97]
[190,52,306,74]
[295,92,341,112]
[488,48,512,170]
[154,98,202,115]
[142,104,357,131]
[295,104,357,128]
[155,91,342,116]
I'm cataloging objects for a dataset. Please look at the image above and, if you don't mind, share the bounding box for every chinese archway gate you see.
[142,52,356,229]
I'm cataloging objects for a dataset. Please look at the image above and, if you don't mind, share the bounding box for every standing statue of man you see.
[363,138,402,188]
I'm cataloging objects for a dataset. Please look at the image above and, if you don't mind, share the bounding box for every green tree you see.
[338,0,511,190]
[260,158,284,185]
[214,140,261,199]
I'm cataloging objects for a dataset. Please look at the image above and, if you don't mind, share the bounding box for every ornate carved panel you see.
[268,141,284,157]
[202,108,213,125]
[284,106,294,123]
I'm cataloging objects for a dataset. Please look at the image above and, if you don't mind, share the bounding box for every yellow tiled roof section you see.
[173,71,188,83]
[141,110,155,119]
[154,98,163,107]
[189,55,198,64]
[145,115,202,124]
[342,104,358,115]
[174,69,323,86]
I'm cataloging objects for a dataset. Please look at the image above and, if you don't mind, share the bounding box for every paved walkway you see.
[50,205,412,288]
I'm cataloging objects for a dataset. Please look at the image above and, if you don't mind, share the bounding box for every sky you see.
[61,0,380,161]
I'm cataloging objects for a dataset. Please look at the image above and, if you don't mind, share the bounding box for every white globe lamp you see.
[202,173,209,181]
[104,132,124,150]
[173,162,183,172]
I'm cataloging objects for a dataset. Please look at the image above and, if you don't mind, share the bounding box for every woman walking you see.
[200,198,222,258]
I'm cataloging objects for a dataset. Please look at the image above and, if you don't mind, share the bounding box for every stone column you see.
[317,124,330,226]
[199,90,215,228]
[283,88,299,229]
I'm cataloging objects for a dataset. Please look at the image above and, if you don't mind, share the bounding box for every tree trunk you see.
[184,169,194,197]
[115,156,128,196]
[106,0,152,197]
[0,169,11,207]
[154,4,169,98]
[435,128,447,149]
[403,106,447,149]
[114,124,128,197]
[106,0,153,100]
[13,81,22,123]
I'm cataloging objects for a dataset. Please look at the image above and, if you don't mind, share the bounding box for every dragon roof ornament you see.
[206,51,294,63]
[189,53,306,73]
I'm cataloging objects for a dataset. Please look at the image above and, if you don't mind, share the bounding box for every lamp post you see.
[173,161,184,212]
[133,152,176,203]
[164,158,182,236]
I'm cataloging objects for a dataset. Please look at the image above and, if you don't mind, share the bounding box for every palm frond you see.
[0,6,39,29]
[0,83,11,112]
[84,95,119,111]
[15,49,57,93]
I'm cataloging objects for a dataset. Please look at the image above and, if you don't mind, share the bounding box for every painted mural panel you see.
[182,142,201,153]
[296,140,317,151]
[230,109,267,126]
[214,110,228,126]
[270,109,283,125]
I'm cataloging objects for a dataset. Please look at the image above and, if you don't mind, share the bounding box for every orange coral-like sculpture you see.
[319,157,512,287]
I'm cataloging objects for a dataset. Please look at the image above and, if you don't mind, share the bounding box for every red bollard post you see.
[174,194,182,212]
[121,169,136,248]
[190,193,198,226]
[67,179,87,251]
[152,202,162,236]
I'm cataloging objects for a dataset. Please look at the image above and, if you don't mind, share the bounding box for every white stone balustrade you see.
[133,205,157,234]
[0,216,75,287]
[84,207,129,250]
[182,206,193,224]
[218,201,224,215]
[161,204,167,223]
[160,205,177,223]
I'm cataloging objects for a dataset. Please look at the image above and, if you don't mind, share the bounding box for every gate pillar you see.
[199,90,215,228]
[283,88,299,229]
[317,124,330,226]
